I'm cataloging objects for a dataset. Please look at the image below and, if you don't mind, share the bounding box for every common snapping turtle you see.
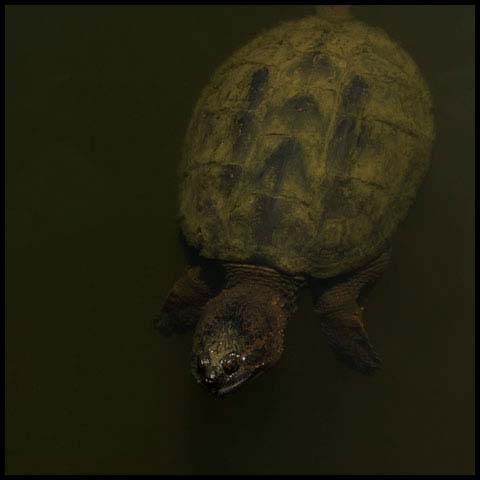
[155,6,434,395]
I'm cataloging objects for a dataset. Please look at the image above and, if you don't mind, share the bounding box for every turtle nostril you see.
[202,368,222,388]
[197,357,209,375]
[204,375,218,385]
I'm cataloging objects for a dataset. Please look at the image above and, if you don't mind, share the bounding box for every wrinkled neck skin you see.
[225,263,303,303]
[192,263,305,396]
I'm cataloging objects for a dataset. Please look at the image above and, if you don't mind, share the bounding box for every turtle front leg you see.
[311,250,391,374]
[154,263,223,336]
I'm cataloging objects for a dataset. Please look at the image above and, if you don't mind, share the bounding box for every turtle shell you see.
[179,14,434,278]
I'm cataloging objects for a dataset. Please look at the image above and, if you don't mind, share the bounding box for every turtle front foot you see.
[311,250,391,373]
[319,313,382,374]
[153,264,220,337]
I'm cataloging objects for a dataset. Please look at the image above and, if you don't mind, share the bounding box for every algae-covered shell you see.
[180,13,434,278]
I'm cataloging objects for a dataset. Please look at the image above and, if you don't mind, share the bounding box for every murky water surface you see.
[6,5,474,474]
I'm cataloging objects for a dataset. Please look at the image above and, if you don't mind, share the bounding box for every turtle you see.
[154,6,435,396]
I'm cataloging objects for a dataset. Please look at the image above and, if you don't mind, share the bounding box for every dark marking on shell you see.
[322,75,373,237]
[220,165,242,196]
[248,66,269,107]
[327,117,358,171]
[254,194,282,244]
[283,95,320,114]
[326,75,370,174]
[356,123,369,150]
[257,138,307,193]
[341,75,369,114]
[232,111,256,157]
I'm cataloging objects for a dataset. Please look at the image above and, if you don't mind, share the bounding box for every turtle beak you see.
[196,367,251,396]
[213,368,267,396]
[215,374,252,396]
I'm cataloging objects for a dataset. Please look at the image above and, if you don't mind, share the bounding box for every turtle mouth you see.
[191,358,268,396]
[216,375,251,396]
[214,368,265,396]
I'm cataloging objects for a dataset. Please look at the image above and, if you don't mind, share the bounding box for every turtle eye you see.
[221,352,240,375]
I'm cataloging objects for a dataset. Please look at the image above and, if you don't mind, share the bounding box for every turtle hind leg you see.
[311,250,391,374]
[154,263,224,337]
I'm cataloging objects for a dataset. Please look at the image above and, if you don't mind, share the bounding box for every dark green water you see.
[5,5,474,474]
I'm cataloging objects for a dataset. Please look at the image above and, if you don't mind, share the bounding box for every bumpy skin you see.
[155,262,305,395]
[191,264,304,395]
[180,13,434,278]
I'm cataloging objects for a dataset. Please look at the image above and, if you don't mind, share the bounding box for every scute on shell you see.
[180,14,434,278]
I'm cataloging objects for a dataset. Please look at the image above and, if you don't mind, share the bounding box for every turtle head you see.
[191,286,288,396]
